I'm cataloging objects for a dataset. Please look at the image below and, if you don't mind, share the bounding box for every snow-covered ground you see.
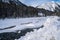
[18,16,60,40]
[0,16,60,40]
[0,17,47,33]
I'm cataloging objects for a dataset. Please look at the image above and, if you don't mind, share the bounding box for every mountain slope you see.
[0,0,38,18]
[0,0,27,6]
[37,1,60,11]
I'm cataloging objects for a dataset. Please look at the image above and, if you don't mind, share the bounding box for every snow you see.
[18,16,60,40]
[18,31,21,33]
[1,0,20,5]
[37,1,59,11]
[38,13,44,16]
[0,17,46,33]
[0,16,60,40]
[57,2,60,5]
[2,0,9,3]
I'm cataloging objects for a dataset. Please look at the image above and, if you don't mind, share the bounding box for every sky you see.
[19,0,60,7]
